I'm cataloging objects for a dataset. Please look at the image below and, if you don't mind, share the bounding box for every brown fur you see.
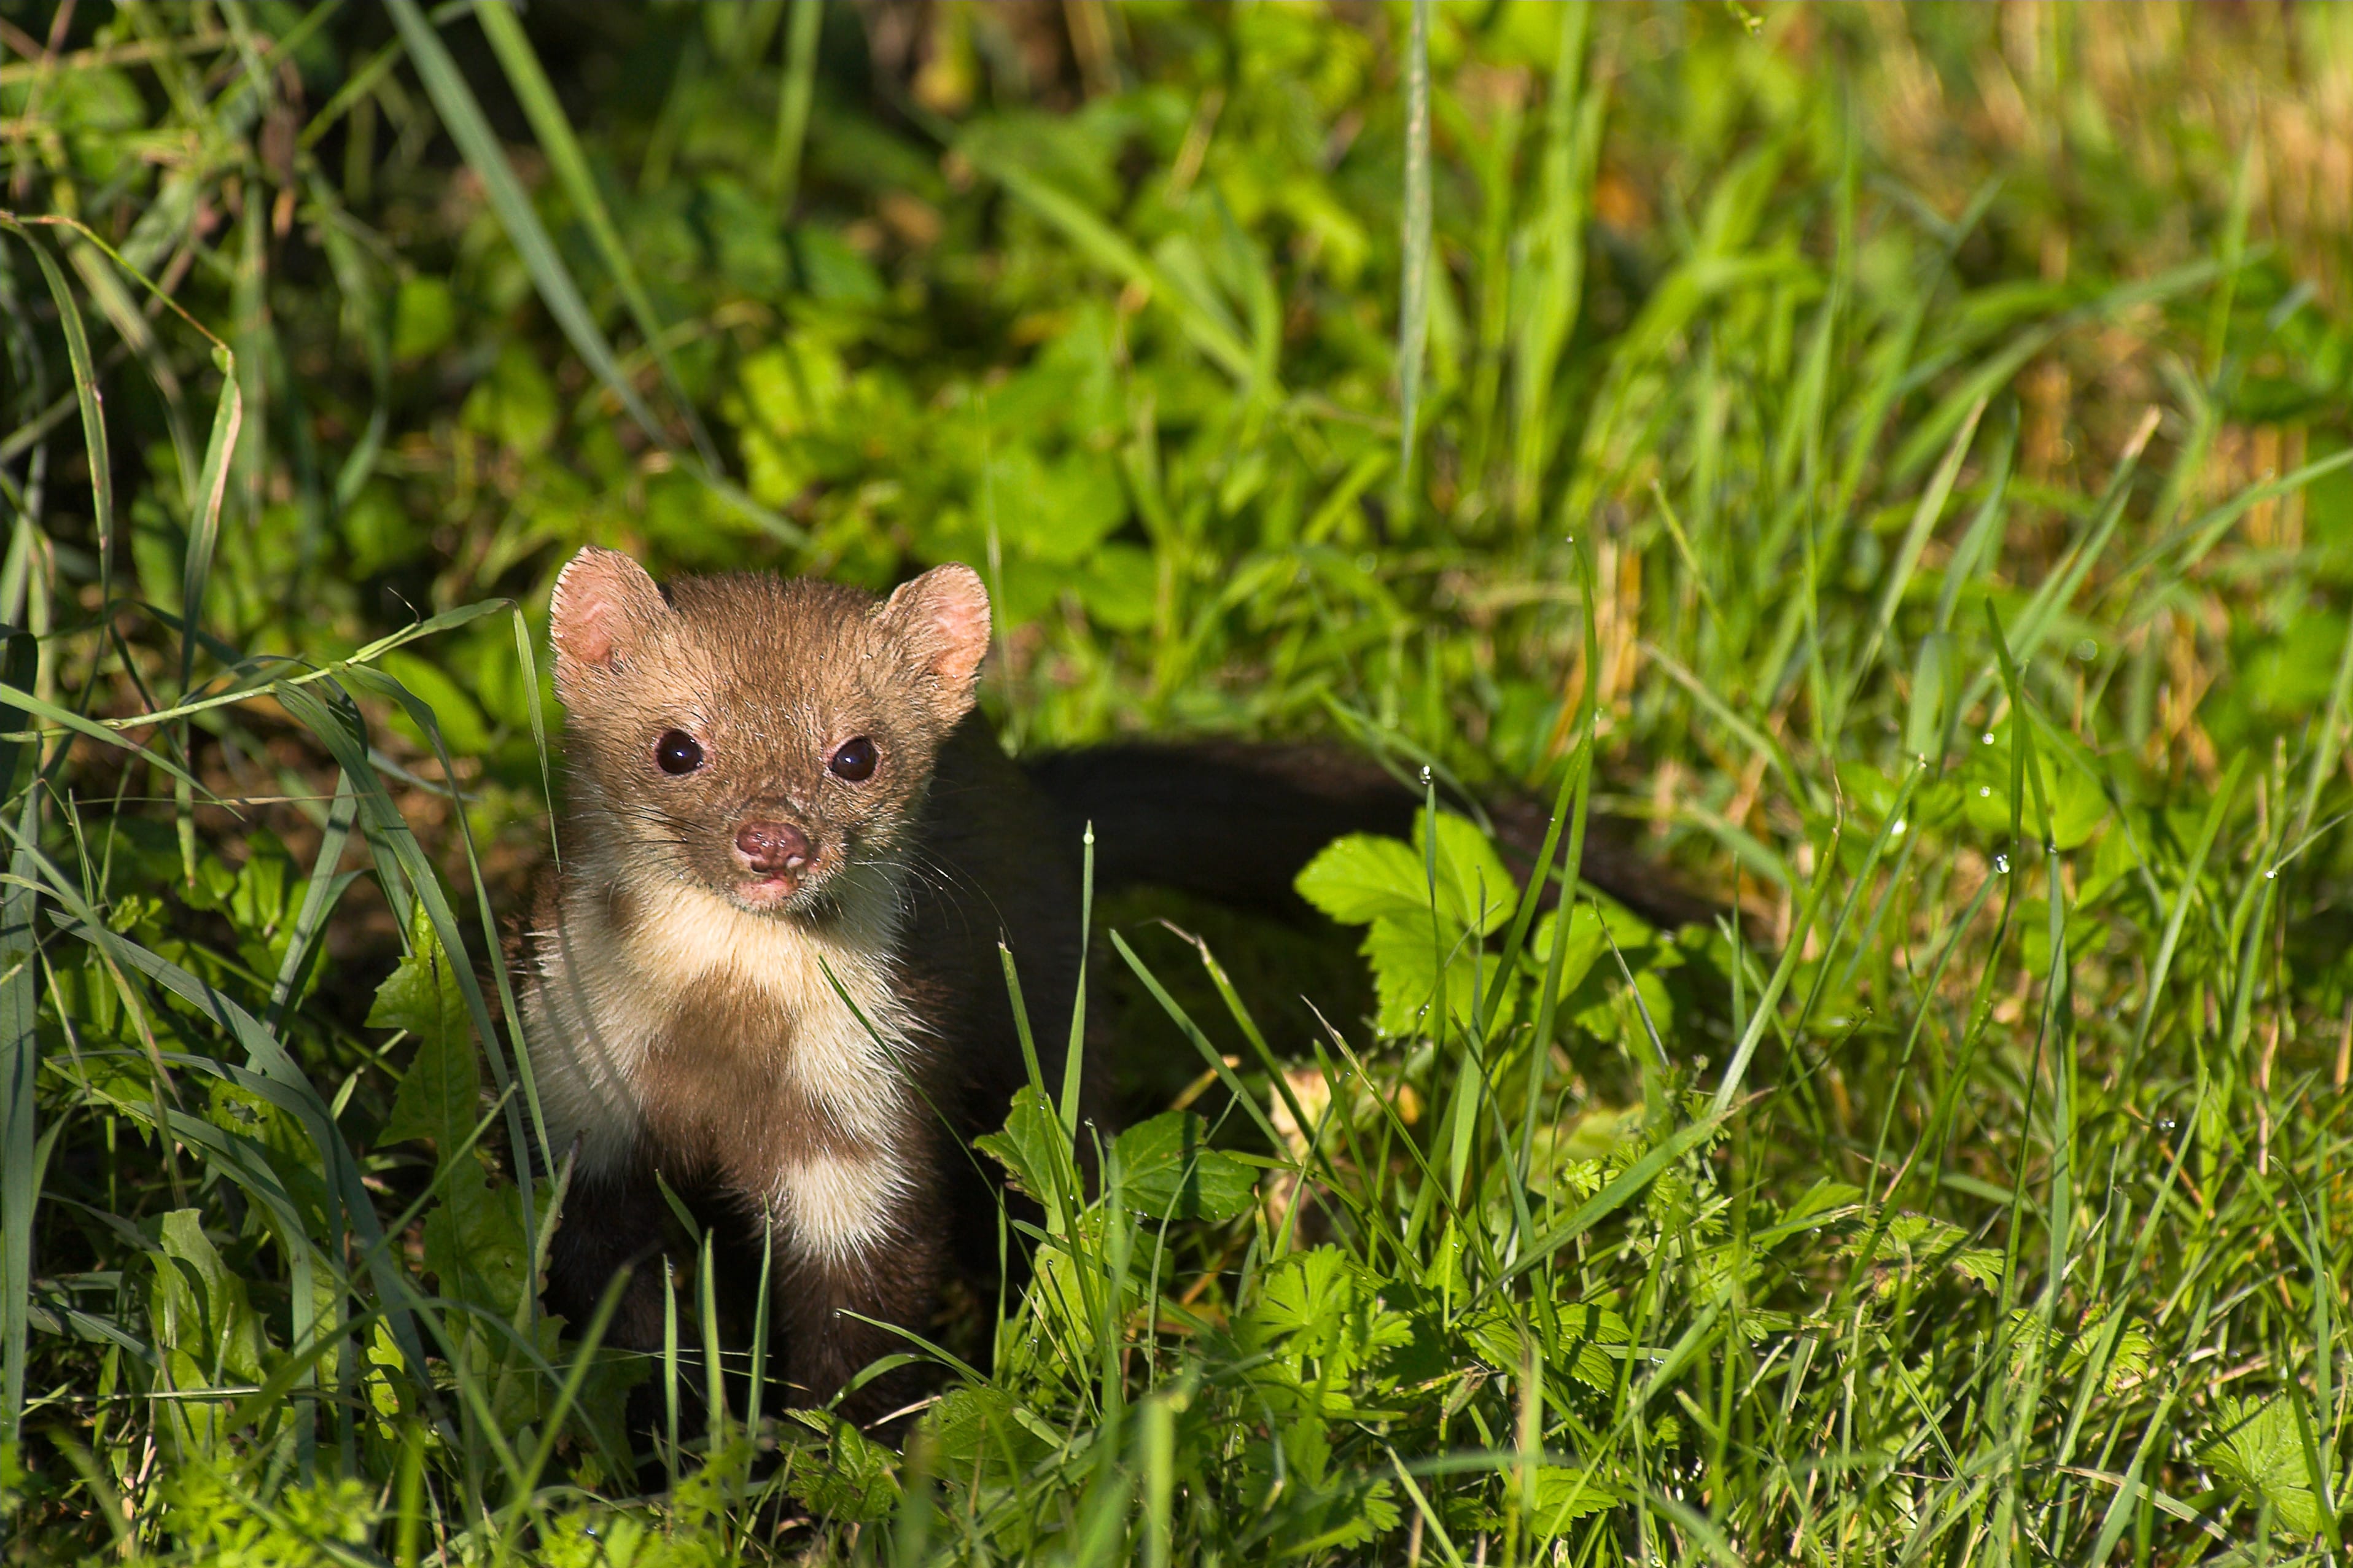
[527,549,1705,1437]
[527,549,1084,1426]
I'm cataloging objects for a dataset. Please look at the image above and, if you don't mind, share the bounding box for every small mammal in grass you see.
[526,546,1706,1424]
[527,547,1081,1423]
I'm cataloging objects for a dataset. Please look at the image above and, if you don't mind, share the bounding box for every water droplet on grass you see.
[1994,853,2011,874]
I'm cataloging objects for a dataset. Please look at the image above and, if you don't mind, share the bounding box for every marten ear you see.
[551,546,669,678]
[879,564,992,721]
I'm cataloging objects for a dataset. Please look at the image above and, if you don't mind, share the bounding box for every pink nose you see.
[735,821,812,876]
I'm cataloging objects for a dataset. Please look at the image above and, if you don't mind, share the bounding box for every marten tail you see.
[1021,740,1715,932]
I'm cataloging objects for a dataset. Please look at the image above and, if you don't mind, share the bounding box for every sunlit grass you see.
[2,2,2352,1562]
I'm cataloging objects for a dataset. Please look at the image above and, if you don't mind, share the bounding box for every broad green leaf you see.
[149,1211,266,1385]
[1526,904,1608,998]
[1073,542,1157,632]
[1364,914,1503,1038]
[2203,1396,2327,1539]
[974,1085,1068,1219]
[1114,1111,1257,1224]
[391,276,456,362]
[738,336,849,441]
[1469,1300,1630,1391]
[1865,1214,2004,1292]
[923,1386,1054,1491]
[420,1164,533,1322]
[1420,810,1517,936]
[1531,1467,1625,1535]
[785,1410,902,1522]
[1297,812,1520,938]
[1296,833,1431,926]
[148,1210,270,1457]
[377,651,493,759]
[374,904,479,1157]
[457,342,559,456]
[1959,717,2110,849]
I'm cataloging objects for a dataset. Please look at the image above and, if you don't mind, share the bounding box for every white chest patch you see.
[629,881,915,1140]
[777,1151,915,1261]
[523,866,920,1263]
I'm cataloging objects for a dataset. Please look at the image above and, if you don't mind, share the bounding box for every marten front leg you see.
[545,1167,675,1355]
[772,1206,947,1424]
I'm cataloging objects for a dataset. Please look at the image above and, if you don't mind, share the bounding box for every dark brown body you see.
[525,548,1705,1438]
[535,718,1088,1426]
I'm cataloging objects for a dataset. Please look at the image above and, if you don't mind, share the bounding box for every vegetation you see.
[2,1,2352,1560]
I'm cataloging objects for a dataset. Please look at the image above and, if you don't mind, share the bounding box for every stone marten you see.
[525,546,1704,1426]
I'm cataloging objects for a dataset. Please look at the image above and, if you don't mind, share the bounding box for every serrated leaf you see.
[1867,1214,2003,1292]
[2203,1396,2327,1539]
[1420,810,1517,936]
[1463,1306,1546,1383]
[1553,1303,1633,1391]
[922,1386,1054,1490]
[1238,1246,1413,1377]
[1248,1247,1356,1341]
[1526,904,1608,998]
[375,904,479,1157]
[1296,833,1431,926]
[2104,1320,2154,1391]
[785,1410,901,1522]
[1531,1467,1625,1535]
[1364,915,1502,1038]
[1297,812,1521,938]
[974,1085,1067,1215]
[421,1163,532,1321]
[1114,1110,1256,1223]
[367,901,468,1041]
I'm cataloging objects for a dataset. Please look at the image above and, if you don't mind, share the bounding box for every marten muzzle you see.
[736,820,814,887]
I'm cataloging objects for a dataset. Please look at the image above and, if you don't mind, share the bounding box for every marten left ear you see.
[879,564,992,722]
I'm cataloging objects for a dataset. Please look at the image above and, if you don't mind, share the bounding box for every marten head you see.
[548,546,990,918]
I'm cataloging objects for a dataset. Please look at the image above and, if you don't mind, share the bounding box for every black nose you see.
[735,821,812,875]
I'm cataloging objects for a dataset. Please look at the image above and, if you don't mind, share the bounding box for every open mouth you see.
[734,873,803,909]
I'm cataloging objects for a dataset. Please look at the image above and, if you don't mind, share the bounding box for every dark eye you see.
[654,730,704,775]
[829,736,877,782]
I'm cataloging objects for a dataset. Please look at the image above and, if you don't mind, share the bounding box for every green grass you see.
[4,1,2353,1561]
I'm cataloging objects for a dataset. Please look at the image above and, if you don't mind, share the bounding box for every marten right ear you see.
[550,547,670,678]
[877,563,992,724]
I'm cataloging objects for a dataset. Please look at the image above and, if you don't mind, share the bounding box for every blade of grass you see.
[768,0,822,209]
[0,784,39,1460]
[1511,2,1596,521]
[0,219,111,613]
[1841,395,1986,715]
[1710,818,1845,1116]
[263,770,357,1034]
[472,0,719,471]
[381,0,801,548]
[1061,826,1092,1139]
[1394,0,1431,513]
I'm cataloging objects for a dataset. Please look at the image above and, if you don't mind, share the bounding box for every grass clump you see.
[4,2,2353,1561]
